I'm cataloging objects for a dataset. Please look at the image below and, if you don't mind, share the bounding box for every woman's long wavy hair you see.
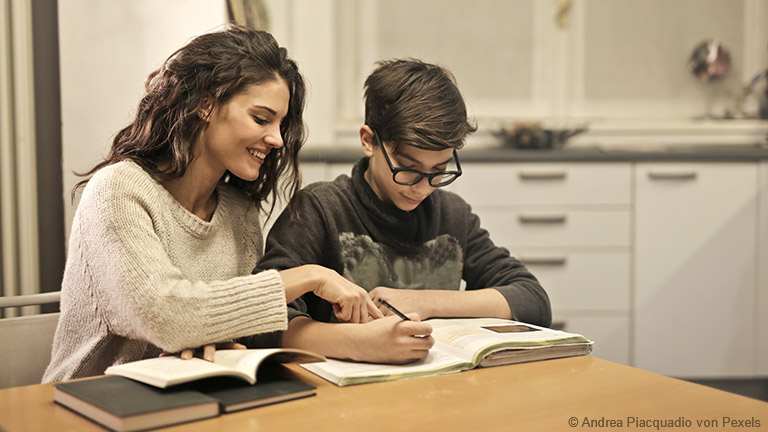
[73,23,306,217]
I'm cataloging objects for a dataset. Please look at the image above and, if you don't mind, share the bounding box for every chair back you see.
[0,292,60,389]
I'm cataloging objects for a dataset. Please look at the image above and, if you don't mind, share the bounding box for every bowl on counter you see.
[494,122,588,150]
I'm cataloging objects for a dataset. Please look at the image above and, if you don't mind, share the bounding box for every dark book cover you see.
[188,368,316,412]
[54,376,219,431]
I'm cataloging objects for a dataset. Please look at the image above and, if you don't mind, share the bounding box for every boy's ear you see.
[360,125,376,157]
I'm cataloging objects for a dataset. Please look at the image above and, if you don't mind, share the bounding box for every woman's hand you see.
[313,268,384,324]
[159,341,246,362]
[279,265,383,323]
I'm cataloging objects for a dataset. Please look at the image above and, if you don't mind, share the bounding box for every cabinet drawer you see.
[456,163,631,207]
[511,251,630,312]
[478,209,631,247]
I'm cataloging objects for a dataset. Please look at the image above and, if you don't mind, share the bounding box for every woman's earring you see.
[224,173,231,183]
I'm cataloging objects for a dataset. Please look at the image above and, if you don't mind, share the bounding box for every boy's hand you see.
[350,314,434,363]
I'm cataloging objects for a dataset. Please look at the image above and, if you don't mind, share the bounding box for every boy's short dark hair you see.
[364,58,477,153]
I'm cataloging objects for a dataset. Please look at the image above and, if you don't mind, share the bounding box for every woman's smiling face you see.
[197,78,289,181]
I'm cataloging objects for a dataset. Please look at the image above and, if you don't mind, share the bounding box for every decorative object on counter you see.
[688,40,731,83]
[227,0,270,31]
[495,122,587,150]
[736,69,768,119]
[687,40,742,119]
[555,0,571,30]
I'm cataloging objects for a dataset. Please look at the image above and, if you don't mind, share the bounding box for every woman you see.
[43,24,381,383]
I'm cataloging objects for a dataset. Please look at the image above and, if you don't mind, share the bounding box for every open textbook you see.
[300,318,593,386]
[105,348,325,389]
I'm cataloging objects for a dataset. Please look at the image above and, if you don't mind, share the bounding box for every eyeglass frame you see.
[372,129,462,188]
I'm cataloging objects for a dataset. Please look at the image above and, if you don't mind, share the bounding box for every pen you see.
[377,298,411,321]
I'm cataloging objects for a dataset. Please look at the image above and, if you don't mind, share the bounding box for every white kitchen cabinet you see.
[456,163,633,365]
[568,0,752,119]
[509,251,630,312]
[300,158,765,377]
[554,314,631,366]
[634,163,757,378]
[455,163,632,207]
[480,209,630,248]
[333,0,553,121]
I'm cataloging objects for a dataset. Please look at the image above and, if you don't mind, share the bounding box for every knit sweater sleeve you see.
[78,166,288,353]
[458,198,552,327]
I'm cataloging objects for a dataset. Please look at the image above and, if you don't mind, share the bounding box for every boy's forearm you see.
[426,289,513,319]
[374,288,513,320]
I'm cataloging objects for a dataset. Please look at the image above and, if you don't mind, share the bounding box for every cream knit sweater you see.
[43,161,287,383]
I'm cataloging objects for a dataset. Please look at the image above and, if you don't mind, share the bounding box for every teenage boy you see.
[255,59,551,364]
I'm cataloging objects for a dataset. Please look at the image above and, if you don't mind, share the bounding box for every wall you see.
[58,0,227,238]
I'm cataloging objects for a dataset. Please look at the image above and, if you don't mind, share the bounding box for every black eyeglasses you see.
[373,130,462,188]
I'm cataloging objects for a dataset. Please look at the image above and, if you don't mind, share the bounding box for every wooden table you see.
[1,356,766,431]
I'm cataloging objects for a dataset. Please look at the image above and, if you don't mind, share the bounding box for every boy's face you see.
[361,127,455,212]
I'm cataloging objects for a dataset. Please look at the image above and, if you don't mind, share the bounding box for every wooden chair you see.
[0,292,60,389]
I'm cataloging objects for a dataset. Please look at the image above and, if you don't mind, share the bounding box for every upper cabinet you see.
[316,0,768,136]
[340,0,555,121]
[264,0,768,147]
[568,0,757,119]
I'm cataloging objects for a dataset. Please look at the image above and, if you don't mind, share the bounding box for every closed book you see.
[54,376,219,431]
[189,370,316,413]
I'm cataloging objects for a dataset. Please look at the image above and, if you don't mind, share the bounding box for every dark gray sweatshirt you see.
[255,157,551,328]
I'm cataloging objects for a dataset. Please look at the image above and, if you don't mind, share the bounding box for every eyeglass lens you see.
[393,171,458,187]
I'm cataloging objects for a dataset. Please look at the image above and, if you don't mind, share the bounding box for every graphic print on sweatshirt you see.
[338,232,463,291]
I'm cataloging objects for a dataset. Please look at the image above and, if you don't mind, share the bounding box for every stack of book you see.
[54,348,324,431]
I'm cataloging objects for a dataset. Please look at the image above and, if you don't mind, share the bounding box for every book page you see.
[427,318,592,366]
[300,349,470,386]
[105,348,325,388]
[211,348,324,380]
[106,357,244,388]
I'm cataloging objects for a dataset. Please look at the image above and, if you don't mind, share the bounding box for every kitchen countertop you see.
[300,143,768,163]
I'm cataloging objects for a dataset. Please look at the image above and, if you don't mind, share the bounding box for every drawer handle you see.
[647,171,697,180]
[519,171,567,180]
[520,255,567,266]
[518,214,567,224]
